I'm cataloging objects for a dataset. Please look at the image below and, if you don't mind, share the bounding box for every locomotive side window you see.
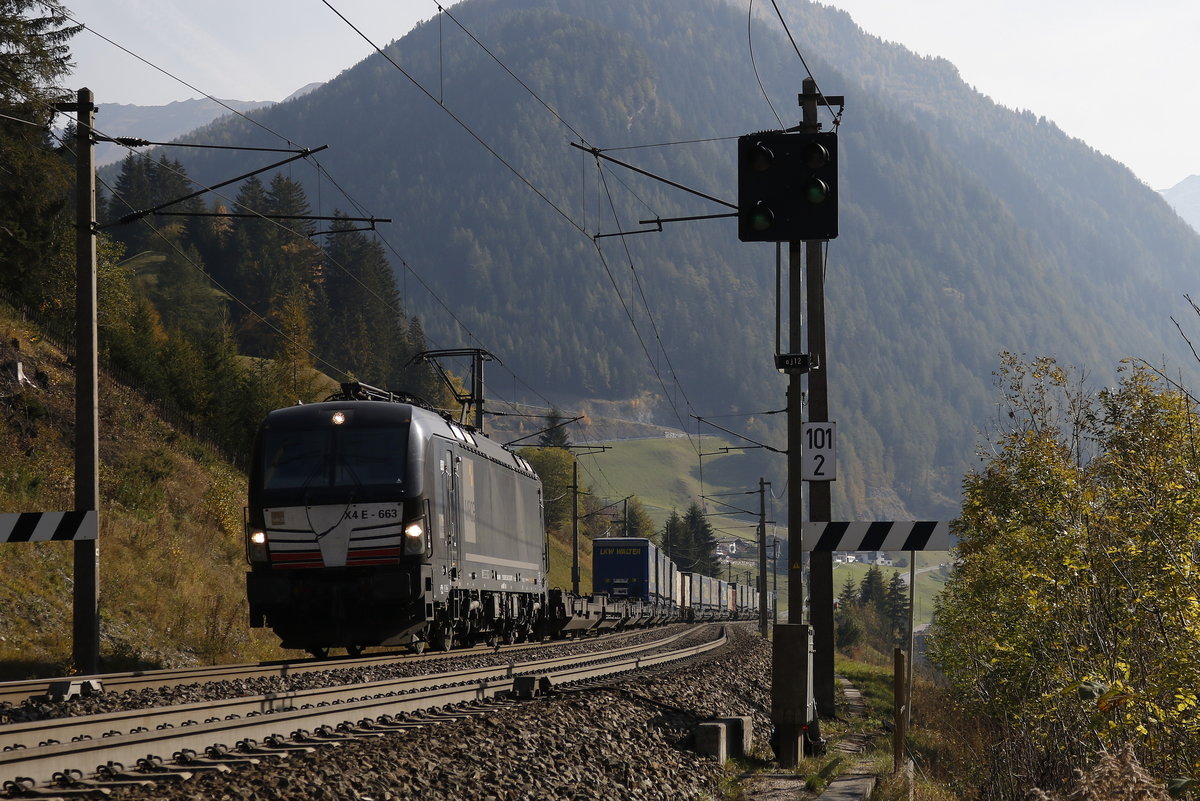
[460,455,478,544]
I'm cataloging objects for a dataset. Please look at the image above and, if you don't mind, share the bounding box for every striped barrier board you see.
[0,511,98,542]
[802,521,952,552]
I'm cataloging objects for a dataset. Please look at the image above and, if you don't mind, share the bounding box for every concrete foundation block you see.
[717,715,753,757]
[695,721,728,761]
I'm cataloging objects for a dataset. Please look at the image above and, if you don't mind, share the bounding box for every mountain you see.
[106,0,1200,521]
[1161,175,1200,233]
[91,96,282,166]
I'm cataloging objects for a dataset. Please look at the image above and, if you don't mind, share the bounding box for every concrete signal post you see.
[737,77,843,766]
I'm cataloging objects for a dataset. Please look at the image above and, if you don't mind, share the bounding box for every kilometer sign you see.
[802,422,835,481]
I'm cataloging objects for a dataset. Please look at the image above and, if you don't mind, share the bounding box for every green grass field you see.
[579,435,737,525]
[569,434,954,625]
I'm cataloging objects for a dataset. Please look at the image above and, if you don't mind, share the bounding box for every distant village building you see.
[714,538,743,559]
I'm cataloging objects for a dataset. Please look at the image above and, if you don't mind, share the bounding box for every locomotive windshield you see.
[260,424,410,491]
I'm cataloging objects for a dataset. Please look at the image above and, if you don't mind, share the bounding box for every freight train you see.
[244,383,767,657]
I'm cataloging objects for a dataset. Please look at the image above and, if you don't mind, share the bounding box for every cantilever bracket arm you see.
[693,414,786,455]
[100,145,330,229]
[569,141,737,210]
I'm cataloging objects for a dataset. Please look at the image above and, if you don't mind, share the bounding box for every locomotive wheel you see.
[346,645,364,657]
[307,647,329,660]
[410,640,427,655]
[432,625,453,652]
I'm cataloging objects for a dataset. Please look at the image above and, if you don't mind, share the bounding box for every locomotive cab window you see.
[260,423,410,492]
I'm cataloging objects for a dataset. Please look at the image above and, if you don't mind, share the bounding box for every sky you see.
[61,0,1198,190]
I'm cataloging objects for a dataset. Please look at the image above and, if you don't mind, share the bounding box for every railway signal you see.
[737,131,838,242]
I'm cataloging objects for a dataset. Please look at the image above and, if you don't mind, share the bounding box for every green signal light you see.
[749,202,774,231]
[803,178,831,204]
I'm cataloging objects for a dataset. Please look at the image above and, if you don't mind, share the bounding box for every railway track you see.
[0,624,727,796]
[0,627,653,707]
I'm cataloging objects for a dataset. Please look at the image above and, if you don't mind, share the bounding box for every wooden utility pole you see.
[72,88,100,674]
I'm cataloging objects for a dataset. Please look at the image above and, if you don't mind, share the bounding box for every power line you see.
[323,0,721,449]
[594,163,697,424]
[766,0,844,128]
[47,16,561,423]
[56,8,304,148]
[432,2,591,145]
[320,0,588,238]
[748,0,786,130]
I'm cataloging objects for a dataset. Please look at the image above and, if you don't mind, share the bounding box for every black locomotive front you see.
[245,400,432,656]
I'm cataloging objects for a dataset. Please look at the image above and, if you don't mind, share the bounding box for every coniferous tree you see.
[677,501,719,576]
[264,285,324,408]
[883,572,909,644]
[224,176,275,353]
[859,565,886,607]
[521,446,575,531]
[401,317,453,409]
[661,509,686,563]
[837,575,859,610]
[0,1,79,305]
[196,324,258,454]
[537,407,572,448]
[318,216,408,386]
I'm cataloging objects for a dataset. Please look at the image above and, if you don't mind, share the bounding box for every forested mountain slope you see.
[111,0,1200,519]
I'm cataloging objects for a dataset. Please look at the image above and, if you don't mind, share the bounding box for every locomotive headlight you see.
[247,529,269,563]
[331,411,347,425]
[403,519,428,556]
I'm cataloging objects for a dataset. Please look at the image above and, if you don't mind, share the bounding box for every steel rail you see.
[0,626,682,706]
[0,629,692,751]
[0,627,725,790]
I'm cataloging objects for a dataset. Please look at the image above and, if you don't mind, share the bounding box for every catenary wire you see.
[54,6,305,149]
[45,16,559,425]
[748,0,786,130]
[65,4,760,504]
[21,11,618,502]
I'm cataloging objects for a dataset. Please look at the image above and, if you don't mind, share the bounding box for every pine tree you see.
[0,1,79,304]
[883,572,909,643]
[318,215,408,386]
[679,501,719,576]
[859,565,886,607]
[661,509,686,563]
[537,407,572,448]
[837,575,859,609]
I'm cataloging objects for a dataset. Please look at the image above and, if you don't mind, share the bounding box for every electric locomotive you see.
[244,383,547,656]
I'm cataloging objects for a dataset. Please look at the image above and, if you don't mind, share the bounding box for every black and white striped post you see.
[800,521,952,552]
[0,512,98,543]
[803,519,953,739]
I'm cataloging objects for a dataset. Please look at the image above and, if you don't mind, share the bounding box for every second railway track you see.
[0,624,728,794]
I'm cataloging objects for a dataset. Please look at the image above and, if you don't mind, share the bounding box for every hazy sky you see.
[62,0,1197,190]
